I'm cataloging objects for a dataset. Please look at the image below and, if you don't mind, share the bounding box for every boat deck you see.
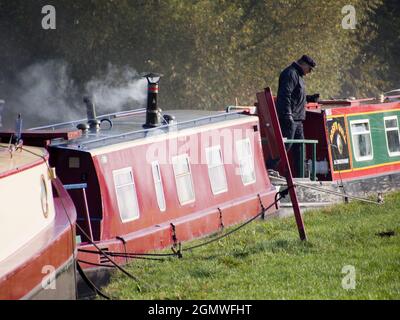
[0,144,47,178]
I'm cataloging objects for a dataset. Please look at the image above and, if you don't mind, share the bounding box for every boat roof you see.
[29,109,252,152]
[305,97,400,114]
[0,144,47,178]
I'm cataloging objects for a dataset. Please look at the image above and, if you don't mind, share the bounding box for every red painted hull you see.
[19,111,281,297]
[331,162,400,181]
[77,190,277,269]
[63,117,280,278]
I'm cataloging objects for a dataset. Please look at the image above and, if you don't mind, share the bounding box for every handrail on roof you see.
[28,108,147,131]
[69,110,245,149]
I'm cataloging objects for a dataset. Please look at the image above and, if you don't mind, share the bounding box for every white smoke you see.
[1,60,147,129]
[10,60,81,126]
[85,64,147,113]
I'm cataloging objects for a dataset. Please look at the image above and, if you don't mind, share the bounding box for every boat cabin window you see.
[68,157,80,168]
[350,120,373,162]
[112,167,140,223]
[172,154,195,205]
[384,116,400,157]
[235,138,256,185]
[151,161,166,211]
[205,145,228,195]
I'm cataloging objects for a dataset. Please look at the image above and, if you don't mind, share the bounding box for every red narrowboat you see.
[21,78,280,297]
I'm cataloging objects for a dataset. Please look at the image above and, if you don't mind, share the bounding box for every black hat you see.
[299,55,316,68]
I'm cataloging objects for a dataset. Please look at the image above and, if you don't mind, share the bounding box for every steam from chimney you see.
[0,60,147,129]
[85,64,147,113]
[3,60,81,128]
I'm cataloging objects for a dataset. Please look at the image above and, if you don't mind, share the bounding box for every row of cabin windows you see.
[113,138,256,223]
[350,116,400,162]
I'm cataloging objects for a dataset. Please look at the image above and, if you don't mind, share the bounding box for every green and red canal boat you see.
[259,88,400,209]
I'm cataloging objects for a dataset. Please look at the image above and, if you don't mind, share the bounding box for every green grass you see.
[104,192,400,300]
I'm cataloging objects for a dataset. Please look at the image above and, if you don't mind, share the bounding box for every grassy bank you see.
[104,192,400,299]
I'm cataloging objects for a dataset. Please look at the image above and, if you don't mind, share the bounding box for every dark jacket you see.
[276,62,306,121]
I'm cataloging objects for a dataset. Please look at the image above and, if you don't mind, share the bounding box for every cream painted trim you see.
[235,138,257,186]
[112,167,140,223]
[0,161,55,262]
[172,153,196,205]
[151,160,166,212]
[205,145,228,195]
[0,144,48,176]
[349,119,374,162]
[383,115,400,157]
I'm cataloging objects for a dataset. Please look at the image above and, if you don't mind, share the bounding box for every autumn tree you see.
[0,0,398,121]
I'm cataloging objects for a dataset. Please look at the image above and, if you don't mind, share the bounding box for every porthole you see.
[40,174,49,218]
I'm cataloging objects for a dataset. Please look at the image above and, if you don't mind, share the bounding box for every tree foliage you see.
[0,0,398,115]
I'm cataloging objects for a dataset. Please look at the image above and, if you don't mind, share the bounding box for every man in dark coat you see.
[276,55,319,176]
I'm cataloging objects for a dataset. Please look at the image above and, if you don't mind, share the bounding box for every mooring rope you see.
[78,248,176,258]
[271,176,382,205]
[181,191,288,253]
[76,262,111,300]
[77,250,167,261]
[77,189,290,261]
[74,223,143,289]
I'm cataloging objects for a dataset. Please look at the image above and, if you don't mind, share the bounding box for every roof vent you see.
[163,114,175,125]
[83,97,100,131]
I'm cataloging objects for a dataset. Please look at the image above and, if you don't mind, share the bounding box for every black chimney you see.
[143,73,162,128]
[83,96,100,131]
